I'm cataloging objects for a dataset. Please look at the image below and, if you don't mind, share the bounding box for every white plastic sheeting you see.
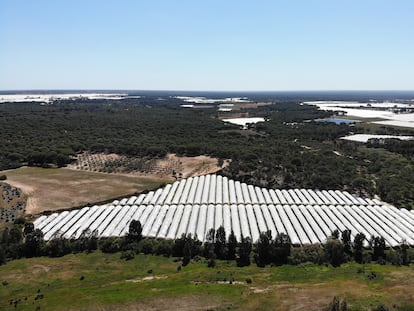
[238,204,251,239]
[222,204,232,239]
[176,205,192,238]
[72,206,103,239]
[214,204,223,230]
[34,175,414,247]
[99,206,123,238]
[187,204,200,237]
[101,205,131,237]
[260,204,277,238]
[166,204,184,239]
[112,205,139,237]
[196,204,208,240]
[230,204,241,241]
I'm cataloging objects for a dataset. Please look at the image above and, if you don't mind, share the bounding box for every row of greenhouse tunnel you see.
[34,175,414,247]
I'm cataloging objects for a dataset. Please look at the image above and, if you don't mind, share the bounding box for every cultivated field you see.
[67,153,227,179]
[0,167,170,215]
[1,252,414,310]
[0,182,26,224]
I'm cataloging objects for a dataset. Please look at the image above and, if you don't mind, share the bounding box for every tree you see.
[172,233,201,265]
[127,220,142,242]
[254,230,272,267]
[271,233,291,265]
[203,228,216,267]
[400,240,409,265]
[182,240,191,266]
[324,238,345,267]
[236,236,252,267]
[371,236,386,261]
[214,226,227,260]
[0,246,5,265]
[24,229,44,257]
[75,229,98,253]
[227,230,237,260]
[353,233,365,264]
[331,229,340,240]
[24,223,34,236]
[9,227,22,244]
[1,227,9,245]
[46,238,71,257]
[172,234,187,257]
[341,229,352,258]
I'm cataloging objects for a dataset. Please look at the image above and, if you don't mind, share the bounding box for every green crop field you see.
[1,252,414,311]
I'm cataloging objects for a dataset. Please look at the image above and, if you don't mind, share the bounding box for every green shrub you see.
[120,250,135,261]
[99,237,121,253]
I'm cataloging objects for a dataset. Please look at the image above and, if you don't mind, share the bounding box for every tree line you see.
[1,219,412,268]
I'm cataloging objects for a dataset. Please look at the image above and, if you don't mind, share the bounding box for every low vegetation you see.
[1,248,414,310]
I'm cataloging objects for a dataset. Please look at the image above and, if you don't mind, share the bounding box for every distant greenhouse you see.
[34,174,414,247]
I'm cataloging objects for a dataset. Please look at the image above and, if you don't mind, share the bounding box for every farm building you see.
[34,174,414,247]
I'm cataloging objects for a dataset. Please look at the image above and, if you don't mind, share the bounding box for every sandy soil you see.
[171,154,230,178]
[67,152,228,178]
[2,167,169,215]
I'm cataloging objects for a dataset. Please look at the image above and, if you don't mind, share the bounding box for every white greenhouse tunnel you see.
[34,174,414,247]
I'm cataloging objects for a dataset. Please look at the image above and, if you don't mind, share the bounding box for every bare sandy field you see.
[174,154,230,178]
[1,167,170,215]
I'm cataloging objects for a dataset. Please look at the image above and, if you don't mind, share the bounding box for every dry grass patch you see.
[1,167,169,214]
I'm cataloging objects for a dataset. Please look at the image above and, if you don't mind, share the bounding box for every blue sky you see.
[1,0,413,91]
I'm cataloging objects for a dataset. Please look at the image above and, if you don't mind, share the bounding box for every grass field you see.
[1,252,414,310]
[0,167,170,215]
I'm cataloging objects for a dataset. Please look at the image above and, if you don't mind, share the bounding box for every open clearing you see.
[1,252,414,310]
[67,153,227,179]
[0,167,169,215]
